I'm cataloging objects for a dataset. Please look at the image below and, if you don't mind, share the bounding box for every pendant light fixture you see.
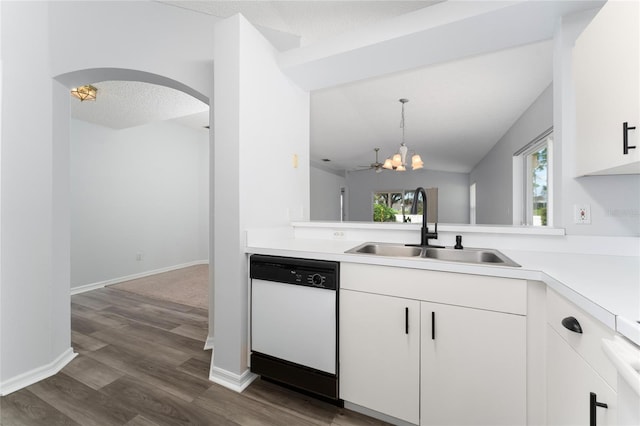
[383,98,424,171]
[70,84,98,102]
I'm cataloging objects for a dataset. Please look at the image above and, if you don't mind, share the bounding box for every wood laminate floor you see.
[0,287,390,426]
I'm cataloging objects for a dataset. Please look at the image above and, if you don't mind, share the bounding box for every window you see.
[373,191,403,222]
[514,129,553,226]
[373,189,438,223]
[527,144,549,225]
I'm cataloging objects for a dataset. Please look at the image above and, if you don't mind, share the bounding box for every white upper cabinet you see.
[574,0,639,175]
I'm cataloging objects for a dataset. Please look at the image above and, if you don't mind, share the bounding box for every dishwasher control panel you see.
[250,255,338,290]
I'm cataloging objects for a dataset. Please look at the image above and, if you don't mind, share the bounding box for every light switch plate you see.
[574,204,591,224]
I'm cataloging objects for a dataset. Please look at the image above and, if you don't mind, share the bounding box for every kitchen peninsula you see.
[246,221,639,425]
[247,221,639,342]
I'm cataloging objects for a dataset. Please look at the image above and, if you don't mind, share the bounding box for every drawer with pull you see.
[547,288,617,389]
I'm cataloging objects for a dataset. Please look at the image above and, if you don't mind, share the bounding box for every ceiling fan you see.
[358,148,385,173]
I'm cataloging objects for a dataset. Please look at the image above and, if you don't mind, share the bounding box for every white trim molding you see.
[70,260,209,295]
[204,335,214,351]
[0,348,77,396]
[209,365,258,393]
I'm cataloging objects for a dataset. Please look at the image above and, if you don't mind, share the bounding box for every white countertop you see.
[246,236,640,345]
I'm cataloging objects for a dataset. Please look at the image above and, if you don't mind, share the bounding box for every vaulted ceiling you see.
[70,1,553,174]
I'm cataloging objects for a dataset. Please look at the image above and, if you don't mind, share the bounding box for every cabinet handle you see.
[432,311,435,340]
[405,307,409,334]
[623,122,636,155]
[561,316,583,334]
[590,392,608,426]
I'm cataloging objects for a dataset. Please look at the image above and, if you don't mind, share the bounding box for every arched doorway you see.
[54,67,214,352]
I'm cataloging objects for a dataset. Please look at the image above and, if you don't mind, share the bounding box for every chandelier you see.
[383,98,424,171]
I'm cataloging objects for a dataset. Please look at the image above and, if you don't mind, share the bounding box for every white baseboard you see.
[70,260,209,295]
[209,365,258,393]
[204,335,214,350]
[0,348,77,396]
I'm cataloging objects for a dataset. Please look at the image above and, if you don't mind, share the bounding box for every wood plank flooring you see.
[1,287,390,426]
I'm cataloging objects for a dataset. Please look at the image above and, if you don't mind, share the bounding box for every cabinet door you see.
[547,325,617,425]
[420,301,526,426]
[340,290,420,424]
[574,0,639,175]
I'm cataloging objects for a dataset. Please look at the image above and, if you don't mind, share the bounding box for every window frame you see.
[513,128,553,227]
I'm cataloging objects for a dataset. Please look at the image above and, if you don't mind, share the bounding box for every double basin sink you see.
[346,242,520,267]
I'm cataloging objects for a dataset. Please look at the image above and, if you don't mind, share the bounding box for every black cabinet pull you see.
[432,311,435,340]
[590,392,608,426]
[405,307,409,334]
[623,122,637,154]
[561,316,583,334]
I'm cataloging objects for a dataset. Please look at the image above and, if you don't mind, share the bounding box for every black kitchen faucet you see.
[406,187,444,248]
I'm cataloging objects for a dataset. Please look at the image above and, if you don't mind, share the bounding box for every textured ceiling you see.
[70,80,209,130]
[159,1,440,46]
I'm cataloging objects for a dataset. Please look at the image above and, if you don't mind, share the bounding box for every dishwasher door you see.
[251,278,336,374]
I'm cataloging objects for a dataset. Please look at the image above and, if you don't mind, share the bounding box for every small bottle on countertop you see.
[454,235,463,250]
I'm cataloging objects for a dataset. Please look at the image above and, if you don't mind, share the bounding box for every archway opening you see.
[55,67,214,357]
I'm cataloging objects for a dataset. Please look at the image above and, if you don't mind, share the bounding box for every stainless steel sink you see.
[346,242,520,267]
[422,247,520,267]
[347,243,423,257]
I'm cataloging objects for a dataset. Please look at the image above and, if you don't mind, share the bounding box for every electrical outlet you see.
[333,231,345,239]
[574,205,591,224]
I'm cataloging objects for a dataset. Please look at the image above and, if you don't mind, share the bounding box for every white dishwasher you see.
[250,255,339,401]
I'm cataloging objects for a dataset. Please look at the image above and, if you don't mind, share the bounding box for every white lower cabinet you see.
[420,301,526,425]
[547,325,617,425]
[546,289,618,425]
[339,289,420,424]
[339,263,528,425]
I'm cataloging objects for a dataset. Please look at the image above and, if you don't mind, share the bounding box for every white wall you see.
[554,10,640,237]
[0,0,220,393]
[468,11,640,238]
[0,2,72,392]
[212,14,309,386]
[50,1,218,102]
[345,168,470,224]
[70,119,209,289]
[470,85,553,226]
[310,165,346,221]
[1,0,303,394]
